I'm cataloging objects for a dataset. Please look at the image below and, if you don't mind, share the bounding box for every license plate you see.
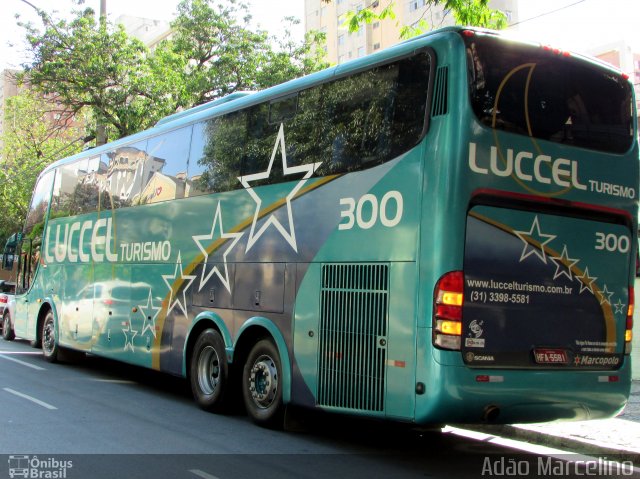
[533,348,569,364]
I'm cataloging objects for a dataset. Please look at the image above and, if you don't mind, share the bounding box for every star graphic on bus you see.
[549,245,579,281]
[123,323,138,352]
[576,267,597,295]
[597,284,614,306]
[514,216,556,264]
[138,289,161,339]
[192,202,243,293]
[162,251,196,318]
[238,123,322,253]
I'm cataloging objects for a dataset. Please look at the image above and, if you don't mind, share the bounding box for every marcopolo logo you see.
[8,455,72,479]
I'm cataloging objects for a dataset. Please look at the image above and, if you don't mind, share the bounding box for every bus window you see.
[51,158,100,218]
[465,34,633,153]
[144,126,192,203]
[188,112,246,195]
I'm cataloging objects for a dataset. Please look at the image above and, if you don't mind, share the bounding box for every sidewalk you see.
[466,381,640,461]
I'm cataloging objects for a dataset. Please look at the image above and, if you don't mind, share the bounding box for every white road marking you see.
[0,354,46,370]
[3,387,57,410]
[189,469,221,479]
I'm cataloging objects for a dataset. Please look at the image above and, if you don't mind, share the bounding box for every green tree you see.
[19,2,181,141]
[18,0,328,141]
[338,0,507,39]
[0,91,84,239]
[162,0,328,105]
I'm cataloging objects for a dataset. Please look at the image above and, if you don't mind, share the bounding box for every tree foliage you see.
[0,0,327,238]
[17,0,328,141]
[339,0,507,39]
[0,91,84,240]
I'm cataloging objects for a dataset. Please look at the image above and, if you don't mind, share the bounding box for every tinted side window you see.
[51,161,82,218]
[188,112,246,195]
[101,140,148,208]
[186,53,431,193]
[142,126,192,204]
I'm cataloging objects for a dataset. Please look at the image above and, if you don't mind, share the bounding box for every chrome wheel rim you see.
[43,319,55,355]
[248,354,278,409]
[197,345,220,396]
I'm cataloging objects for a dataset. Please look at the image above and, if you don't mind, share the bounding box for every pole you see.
[96,0,107,146]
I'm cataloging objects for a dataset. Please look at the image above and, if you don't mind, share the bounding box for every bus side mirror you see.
[2,232,19,271]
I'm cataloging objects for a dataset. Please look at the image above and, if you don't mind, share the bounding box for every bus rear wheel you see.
[190,329,229,412]
[242,338,284,428]
[41,310,59,363]
[2,311,14,341]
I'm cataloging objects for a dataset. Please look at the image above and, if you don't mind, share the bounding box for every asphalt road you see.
[1,338,638,479]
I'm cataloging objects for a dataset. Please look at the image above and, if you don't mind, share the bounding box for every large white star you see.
[192,202,243,293]
[576,267,598,295]
[123,323,138,352]
[162,251,196,318]
[238,123,322,253]
[549,245,579,281]
[514,216,556,264]
[138,288,161,339]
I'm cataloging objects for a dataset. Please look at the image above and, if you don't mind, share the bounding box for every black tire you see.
[2,311,14,341]
[41,310,59,363]
[242,338,284,428]
[190,329,229,412]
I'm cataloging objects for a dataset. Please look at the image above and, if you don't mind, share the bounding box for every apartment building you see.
[0,69,20,150]
[305,0,518,65]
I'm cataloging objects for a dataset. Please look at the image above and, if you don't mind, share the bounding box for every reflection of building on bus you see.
[138,171,205,204]
[106,147,165,202]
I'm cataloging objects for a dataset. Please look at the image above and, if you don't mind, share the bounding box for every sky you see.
[511,0,640,53]
[0,0,305,70]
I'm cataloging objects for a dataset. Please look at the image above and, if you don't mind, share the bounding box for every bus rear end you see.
[427,29,637,424]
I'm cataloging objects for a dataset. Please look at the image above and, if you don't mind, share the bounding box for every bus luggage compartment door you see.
[462,205,631,370]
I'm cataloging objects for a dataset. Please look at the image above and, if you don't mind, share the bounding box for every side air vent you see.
[431,65,449,117]
[317,263,389,412]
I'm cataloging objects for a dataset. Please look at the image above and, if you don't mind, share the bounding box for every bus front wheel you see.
[242,338,284,428]
[190,329,229,412]
[1,311,14,341]
[41,310,59,363]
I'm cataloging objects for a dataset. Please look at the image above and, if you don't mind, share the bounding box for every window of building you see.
[338,34,345,46]
[357,46,365,57]
[373,43,380,50]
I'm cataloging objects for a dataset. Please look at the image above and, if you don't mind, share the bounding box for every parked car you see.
[0,280,16,341]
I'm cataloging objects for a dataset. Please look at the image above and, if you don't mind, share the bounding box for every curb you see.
[459,424,640,463]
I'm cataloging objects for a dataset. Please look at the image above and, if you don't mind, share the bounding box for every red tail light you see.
[433,271,464,350]
[0,295,8,304]
[625,286,634,354]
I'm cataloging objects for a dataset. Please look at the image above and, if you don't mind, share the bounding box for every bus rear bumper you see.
[414,362,631,425]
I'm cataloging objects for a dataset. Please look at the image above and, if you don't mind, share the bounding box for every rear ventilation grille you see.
[431,65,449,117]
[317,263,389,412]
